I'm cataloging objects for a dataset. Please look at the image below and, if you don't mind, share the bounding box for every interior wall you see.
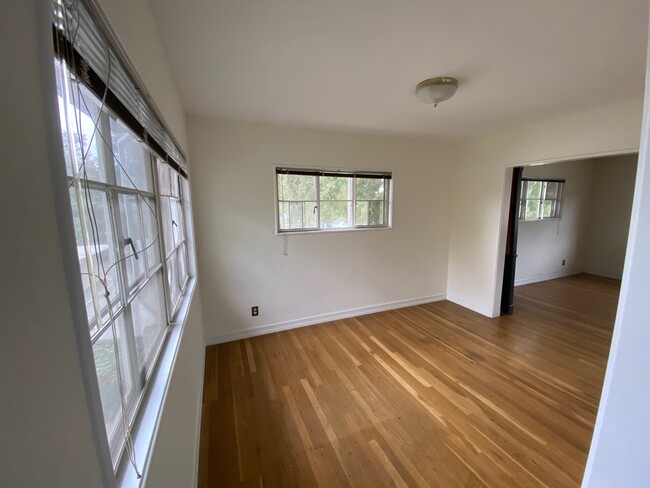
[0,2,105,486]
[96,0,205,486]
[447,99,643,317]
[515,159,594,285]
[583,154,638,279]
[0,1,205,487]
[188,117,457,342]
[582,22,650,484]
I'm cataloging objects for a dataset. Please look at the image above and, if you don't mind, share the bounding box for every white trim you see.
[205,294,445,345]
[118,279,197,488]
[192,334,206,488]
[447,294,498,318]
[514,270,580,287]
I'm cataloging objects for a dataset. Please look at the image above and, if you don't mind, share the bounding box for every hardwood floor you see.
[198,274,619,487]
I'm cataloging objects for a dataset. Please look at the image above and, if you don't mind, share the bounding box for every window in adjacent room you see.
[519,178,565,220]
[276,168,392,232]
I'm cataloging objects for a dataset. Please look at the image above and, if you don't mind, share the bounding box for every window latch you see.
[172,219,178,228]
[313,205,317,214]
[123,237,139,260]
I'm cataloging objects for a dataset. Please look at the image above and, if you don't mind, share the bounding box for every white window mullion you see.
[316,175,321,230]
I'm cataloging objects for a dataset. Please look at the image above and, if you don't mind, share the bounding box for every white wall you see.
[447,99,643,317]
[188,117,457,342]
[583,154,638,279]
[0,2,106,486]
[582,22,650,485]
[0,1,205,487]
[515,160,594,285]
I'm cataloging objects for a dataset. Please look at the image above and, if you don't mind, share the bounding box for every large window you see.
[276,168,392,232]
[54,57,192,468]
[519,178,564,221]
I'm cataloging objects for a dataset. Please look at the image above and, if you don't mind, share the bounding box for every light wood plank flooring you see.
[198,274,619,487]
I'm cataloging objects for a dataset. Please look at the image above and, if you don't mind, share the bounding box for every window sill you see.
[519,218,562,223]
[276,225,392,236]
[116,277,198,488]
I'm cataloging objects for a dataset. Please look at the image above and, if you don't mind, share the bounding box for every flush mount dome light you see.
[415,77,458,107]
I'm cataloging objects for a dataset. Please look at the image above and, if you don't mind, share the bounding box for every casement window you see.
[519,178,565,221]
[52,0,195,478]
[276,168,392,233]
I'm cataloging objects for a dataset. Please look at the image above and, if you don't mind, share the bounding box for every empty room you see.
[4,1,650,488]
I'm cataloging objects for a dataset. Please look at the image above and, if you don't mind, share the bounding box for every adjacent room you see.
[5,1,650,488]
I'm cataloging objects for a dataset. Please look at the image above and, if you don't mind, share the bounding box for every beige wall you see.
[515,159,595,284]
[447,99,642,317]
[188,117,457,342]
[584,154,638,279]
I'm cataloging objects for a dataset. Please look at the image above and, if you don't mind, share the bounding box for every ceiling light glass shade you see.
[415,77,458,106]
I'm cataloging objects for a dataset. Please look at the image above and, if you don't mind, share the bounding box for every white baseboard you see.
[515,270,580,287]
[446,294,496,318]
[204,294,446,346]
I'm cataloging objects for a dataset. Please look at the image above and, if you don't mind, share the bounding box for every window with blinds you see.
[51,0,195,476]
[519,178,565,221]
[276,168,392,232]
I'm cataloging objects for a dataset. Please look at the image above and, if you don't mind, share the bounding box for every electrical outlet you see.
[562,259,566,266]
[252,306,259,317]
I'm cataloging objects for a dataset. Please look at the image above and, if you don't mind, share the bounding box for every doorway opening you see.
[499,152,638,315]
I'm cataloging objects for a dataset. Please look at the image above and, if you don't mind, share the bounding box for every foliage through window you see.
[55,57,193,468]
[276,168,392,232]
[519,178,564,220]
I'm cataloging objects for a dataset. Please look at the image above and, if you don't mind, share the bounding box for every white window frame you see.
[274,166,393,234]
[519,178,565,221]
[55,56,195,478]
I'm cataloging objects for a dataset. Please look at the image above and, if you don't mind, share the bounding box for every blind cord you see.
[58,0,151,478]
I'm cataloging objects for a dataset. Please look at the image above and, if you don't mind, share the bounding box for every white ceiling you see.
[149,0,648,139]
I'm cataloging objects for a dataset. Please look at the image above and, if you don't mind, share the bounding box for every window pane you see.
[279,201,289,229]
[543,200,555,218]
[545,182,559,200]
[279,201,317,230]
[355,201,368,226]
[178,243,188,291]
[72,188,121,329]
[171,198,184,246]
[289,201,304,228]
[320,176,350,200]
[160,196,174,257]
[157,159,171,196]
[527,181,542,199]
[277,174,316,201]
[320,201,351,228]
[304,202,317,228]
[110,117,154,192]
[118,193,146,290]
[132,271,167,375]
[54,60,74,177]
[170,172,180,198]
[143,197,161,273]
[356,177,385,201]
[525,199,540,219]
[92,315,134,451]
[368,201,384,226]
[167,250,180,314]
[69,84,107,183]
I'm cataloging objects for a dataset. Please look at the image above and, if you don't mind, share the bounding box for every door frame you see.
[492,148,639,317]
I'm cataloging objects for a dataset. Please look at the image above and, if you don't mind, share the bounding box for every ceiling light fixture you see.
[415,77,458,107]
